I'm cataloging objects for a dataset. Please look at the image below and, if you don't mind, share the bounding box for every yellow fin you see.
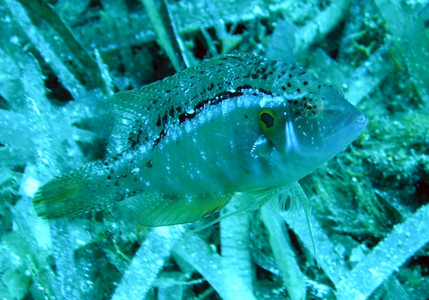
[113,192,232,227]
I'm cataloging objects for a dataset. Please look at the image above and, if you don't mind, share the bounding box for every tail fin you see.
[33,164,112,219]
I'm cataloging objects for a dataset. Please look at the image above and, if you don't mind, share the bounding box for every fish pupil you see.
[260,112,274,128]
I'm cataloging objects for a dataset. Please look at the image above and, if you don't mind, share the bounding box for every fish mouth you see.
[324,110,367,151]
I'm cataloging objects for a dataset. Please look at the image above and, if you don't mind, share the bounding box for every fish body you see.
[33,54,366,226]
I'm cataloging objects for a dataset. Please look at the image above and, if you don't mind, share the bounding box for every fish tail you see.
[33,164,112,218]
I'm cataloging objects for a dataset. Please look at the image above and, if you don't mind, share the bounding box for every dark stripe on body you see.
[152,86,275,148]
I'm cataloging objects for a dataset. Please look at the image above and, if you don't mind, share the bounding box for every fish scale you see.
[33,53,366,226]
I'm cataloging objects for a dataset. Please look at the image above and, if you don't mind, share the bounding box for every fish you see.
[33,53,366,226]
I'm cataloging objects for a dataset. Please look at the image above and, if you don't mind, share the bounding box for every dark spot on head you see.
[287,82,291,87]
[107,175,111,180]
[303,81,308,85]
[146,160,152,168]
[281,86,286,91]
[297,88,301,92]
[244,114,248,119]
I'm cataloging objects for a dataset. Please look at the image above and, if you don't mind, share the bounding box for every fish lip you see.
[324,110,367,144]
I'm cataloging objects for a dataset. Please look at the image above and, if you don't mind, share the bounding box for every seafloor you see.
[0,0,428,299]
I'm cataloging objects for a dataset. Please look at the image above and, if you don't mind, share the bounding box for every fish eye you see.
[259,109,276,132]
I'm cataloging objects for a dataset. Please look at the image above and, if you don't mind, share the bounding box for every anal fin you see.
[113,192,232,227]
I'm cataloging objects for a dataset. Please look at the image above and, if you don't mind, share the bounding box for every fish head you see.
[257,84,366,181]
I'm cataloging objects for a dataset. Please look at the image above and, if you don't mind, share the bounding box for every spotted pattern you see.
[107,53,326,154]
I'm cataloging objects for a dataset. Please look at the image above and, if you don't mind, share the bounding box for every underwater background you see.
[0,0,428,299]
